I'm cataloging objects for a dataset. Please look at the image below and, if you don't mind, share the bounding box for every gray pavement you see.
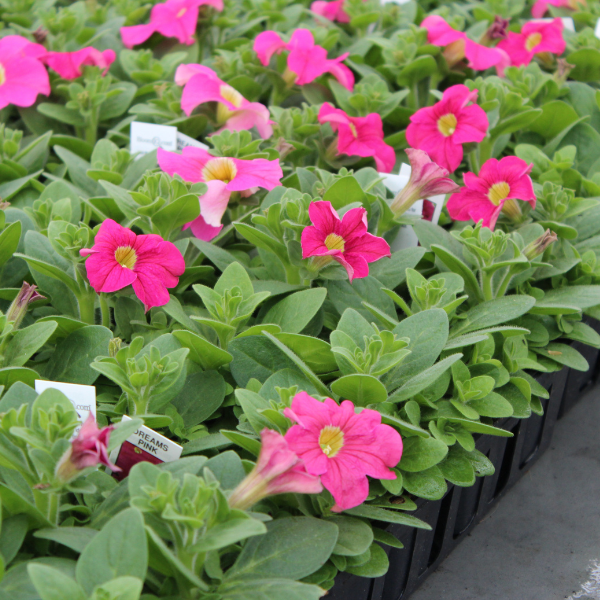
[410,386,600,600]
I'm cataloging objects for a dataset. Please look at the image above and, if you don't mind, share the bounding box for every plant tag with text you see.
[130,121,178,156]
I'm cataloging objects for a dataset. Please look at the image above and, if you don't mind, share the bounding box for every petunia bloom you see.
[228,429,323,510]
[390,148,461,216]
[175,64,273,139]
[55,414,119,483]
[301,200,391,282]
[158,147,283,241]
[532,0,584,18]
[318,102,396,173]
[497,18,566,67]
[42,48,116,80]
[0,35,50,110]
[254,29,354,91]
[446,156,536,230]
[311,0,350,23]
[80,219,185,311]
[284,392,402,512]
[406,84,489,173]
[120,0,223,48]
[421,15,509,73]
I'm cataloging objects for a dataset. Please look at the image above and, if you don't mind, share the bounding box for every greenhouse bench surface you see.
[410,385,600,600]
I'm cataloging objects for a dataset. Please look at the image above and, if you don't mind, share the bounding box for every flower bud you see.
[6,282,44,330]
[523,229,558,260]
[480,16,509,45]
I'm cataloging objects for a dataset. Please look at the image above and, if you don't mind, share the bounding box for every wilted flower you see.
[175,64,273,139]
[390,149,461,216]
[301,201,391,282]
[55,414,119,483]
[42,48,116,80]
[497,18,566,67]
[228,428,323,510]
[284,392,403,512]
[523,229,558,260]
[406,84,489,173]
[480,16,509,44]
[318,102,396,173]
[158,147,283,241]
[80,219,185,311]
[254,29,354,91]
[421,15,509,73]
[446,156,536,229]
[6,282,44,329]
[0,35,50,110]
[120,0,223,48]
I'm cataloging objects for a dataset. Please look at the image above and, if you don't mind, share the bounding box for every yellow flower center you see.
[114,246,137,269]
[437,113,457,137]
[202,157,238,183]
[348,122,358,137]
[0,63,5,86]
[488,181,510,206]
[525,32,542,52]
[324,233,345,251]
[220,84,244,108]
[176,7,187,17]
[319,425,344,458]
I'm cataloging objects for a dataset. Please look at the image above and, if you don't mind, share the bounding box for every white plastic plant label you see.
[534,17,575,32]
[381,0,412,5]
[109,415,183,480]
[380,163,445,250]
[595,18,600,39]
[130,121,178,156]
[34,380,96,438]
[177,131,209,151]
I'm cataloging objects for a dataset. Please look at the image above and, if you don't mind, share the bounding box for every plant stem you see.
[482,270,494,301]
[495,267,516,298]
[78,294,96,325]
[100,293,111,329]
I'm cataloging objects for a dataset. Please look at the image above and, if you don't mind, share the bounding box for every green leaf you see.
[172,370,227,427]
[331,374,388,406]
[345,542,388,578]
[190,518,267,552]
[34,527,97,554]
[399,436,448,472]
[328,516,373,557]
[264,289,327,334]
[273,333,337,374]
[0,515,28,564]
[402,467,447,501]
[430,245,483,303]
[344,505,431,530]
[76,508,147,595]
[4,321,57,367]
[534,343,589,371]
[323,176,368,209]
[28,564,86,600]
[171,330,233,369]
[438,449,476,487]
[91,577,143,600]
[0,221,21,269]
[368,247,427,290]
[218,578,324,600]
[226,517,338,581]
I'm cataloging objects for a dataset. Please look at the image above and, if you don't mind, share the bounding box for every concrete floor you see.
[410,386,600,600]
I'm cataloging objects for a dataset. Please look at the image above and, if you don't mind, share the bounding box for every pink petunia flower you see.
[390,148,461,216]
[253,29,354,91]
[284,392,402,512]
[158,147,283,241]
[120,0,223,48]
[175,64,273,139]
[301,200,391,282]
[446,156,536,229]
[42,48,116,80]
[0,35,50,110]
[80,219,185,311]
[421,15,509,73]
[406,84,489,173]
[318,102,396,173]
[532,0,584,18]
[311,0,350,23]
[228,428,323,510]
[55,414,119,483]
[497,18,566,67]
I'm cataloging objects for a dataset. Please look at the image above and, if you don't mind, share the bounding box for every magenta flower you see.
[311,0,350,23]
[42,48,116,80]
[301,201,391,282]
[0,35,50,110]
[158,147,283,241]
[228,429,323,510]
[421,15,510,74]
[120,0,223,48]
[175,64,273,139]
[446,156,536,230]
[497,18,566,67]
[532,0,584,17]
[318,102,396,173]
[390,148,461,216]
[284,392,402,512]
[406,84,489,173]
[253,29,354,91]
[55,414,119,483]
[80,219,185,311]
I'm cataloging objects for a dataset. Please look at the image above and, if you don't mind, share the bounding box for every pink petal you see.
[228,158,282,191]
[175,63,218,86]
[323,455,369,511]
[464,38,506,70]
[301,226,328,258]
[183,215,223,241]
[344,232,391,262]
[339,207,368,240]
[157,147,211,182]
[199,180,231,227]
[421,15,466,46]
[83,252,137,293]
[180,73,229,115]
[253,31,288,66]
[336,252,368,282]
[308,200,341,234]
[224,103,273,139]
[120,23,157,48]
[325,57,354,91]
[453,104,489,144]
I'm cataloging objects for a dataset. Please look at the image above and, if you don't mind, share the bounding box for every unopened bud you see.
[523,229,558,260]
[480,16,509,45]
[32,27,48,43]
[109,337,122,358]
[6,282,44,329]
